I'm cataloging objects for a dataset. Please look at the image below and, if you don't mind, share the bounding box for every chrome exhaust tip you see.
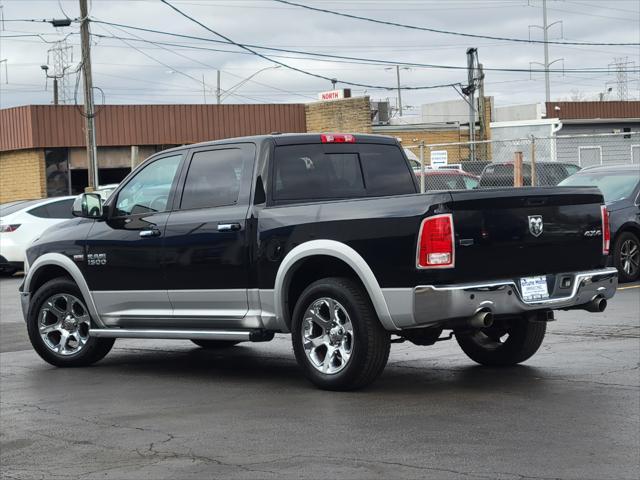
[585,296,607,313]
[469,309,494,329]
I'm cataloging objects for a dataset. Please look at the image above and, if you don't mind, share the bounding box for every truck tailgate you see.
[449,187,606,281]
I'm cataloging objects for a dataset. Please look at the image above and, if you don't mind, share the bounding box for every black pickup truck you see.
[21,133,618,390]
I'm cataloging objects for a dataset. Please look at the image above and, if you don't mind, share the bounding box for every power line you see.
[97,24,283,104]
[272,0,640,46]
[94,22,316,101]
[88,21,639,75]
[157,0,461,91]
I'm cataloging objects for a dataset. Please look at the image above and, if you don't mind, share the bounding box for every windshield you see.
[559,171,640,203]
[0,199,41,218]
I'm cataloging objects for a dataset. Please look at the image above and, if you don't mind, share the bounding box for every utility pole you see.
[47,40,73,104]
[0,59,7,83]
[53,78,59,105]
[609,57,633,101]
[396,65,403,117]
[79,0,98,190]
[477,63,487,161]
[464,48,478,161]
[542,0,550,103]
[529,0,563,102]
[477,63,486,143]
[216,70,221,104]
[202,74,207,104]
[386,65,408,117]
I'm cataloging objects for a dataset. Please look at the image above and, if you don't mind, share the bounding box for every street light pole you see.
[216,70,221,104]
[218,65,280,103]
[396,65,403,116]
[79,0,98,191]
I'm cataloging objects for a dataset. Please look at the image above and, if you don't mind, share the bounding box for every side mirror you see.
[73,193,104,219]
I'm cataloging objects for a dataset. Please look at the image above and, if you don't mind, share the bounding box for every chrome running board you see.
[89,329,253,341]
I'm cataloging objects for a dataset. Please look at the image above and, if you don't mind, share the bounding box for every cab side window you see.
[180,148,244,210]
[115,155,182,216]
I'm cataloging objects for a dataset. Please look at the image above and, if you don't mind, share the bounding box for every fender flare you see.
[273,240,398,331]
[24,253,106,328]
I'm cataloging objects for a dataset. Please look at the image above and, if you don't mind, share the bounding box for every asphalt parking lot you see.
[1,275,638,480]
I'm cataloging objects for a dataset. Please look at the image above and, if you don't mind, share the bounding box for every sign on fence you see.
[430,150,448,169]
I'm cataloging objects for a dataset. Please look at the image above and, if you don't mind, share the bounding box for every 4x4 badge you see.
[528,215,543,237]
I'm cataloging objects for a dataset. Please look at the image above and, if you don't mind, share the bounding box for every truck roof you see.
[160,133,398,154]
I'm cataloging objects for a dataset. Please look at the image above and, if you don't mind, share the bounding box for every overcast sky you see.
[1,0,639,116]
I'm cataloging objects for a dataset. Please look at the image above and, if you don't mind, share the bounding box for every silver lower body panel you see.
[89,328,252,341]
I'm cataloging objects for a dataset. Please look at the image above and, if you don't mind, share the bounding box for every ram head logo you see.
[528,215,544,237]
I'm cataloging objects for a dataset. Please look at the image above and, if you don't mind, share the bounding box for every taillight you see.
[417,214,455,269]
[601,205,610,255]
[320,133,355,143]
[0,224,20,233]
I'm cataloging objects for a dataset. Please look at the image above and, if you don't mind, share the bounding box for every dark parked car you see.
[20,133,617,390]
[559,164,640,282]
[480,161,581,188]
[415,169,479,190]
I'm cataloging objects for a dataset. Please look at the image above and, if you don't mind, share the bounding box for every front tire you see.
[26,278,115,367]
[614,231,640,283]
[291,277,390,391]
[455,317,546,366]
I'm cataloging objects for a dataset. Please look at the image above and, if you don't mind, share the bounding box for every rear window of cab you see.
[272,143,416,203]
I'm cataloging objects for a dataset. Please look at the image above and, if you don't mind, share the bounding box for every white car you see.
[0,196,76,275]
[94,183,119,201]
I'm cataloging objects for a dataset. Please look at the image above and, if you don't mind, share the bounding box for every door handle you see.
[217,223,241,232]
[139,228,161,238]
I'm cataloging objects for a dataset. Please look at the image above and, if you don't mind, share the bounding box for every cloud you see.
[1,0,638,111]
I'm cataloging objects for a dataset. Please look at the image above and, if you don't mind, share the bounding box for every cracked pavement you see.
[1,276,638,479]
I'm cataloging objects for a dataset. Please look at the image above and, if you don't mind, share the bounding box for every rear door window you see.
[44,198,75,218]
[180,148,245,210]
[28,199,74,219]
[0,199,40,217]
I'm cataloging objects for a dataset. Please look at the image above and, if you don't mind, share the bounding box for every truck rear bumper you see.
[383,268,618,329]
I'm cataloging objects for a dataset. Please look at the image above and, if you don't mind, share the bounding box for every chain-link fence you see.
[405,131,640,191]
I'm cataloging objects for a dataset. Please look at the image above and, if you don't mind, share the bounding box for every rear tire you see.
[614,231,640,283]
[190,339,239,349]
[455,317,546,366]
[26,278,115,367]
[291,277,390,391]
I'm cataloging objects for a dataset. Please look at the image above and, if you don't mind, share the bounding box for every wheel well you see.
[29,265,73,294]
[284,255,367,330]
[613,224,640,247]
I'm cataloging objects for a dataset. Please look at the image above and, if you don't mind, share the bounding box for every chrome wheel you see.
[620,239,639,278]
[38,293,91,356]
[301,297,354,375]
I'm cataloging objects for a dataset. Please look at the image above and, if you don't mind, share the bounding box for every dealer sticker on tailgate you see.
[520,276,549,302]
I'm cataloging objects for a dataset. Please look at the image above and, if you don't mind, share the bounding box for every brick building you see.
[1,96,474,203]
[0,104,306,203]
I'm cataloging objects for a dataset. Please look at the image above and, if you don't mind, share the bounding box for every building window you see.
[45,148,70,197]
